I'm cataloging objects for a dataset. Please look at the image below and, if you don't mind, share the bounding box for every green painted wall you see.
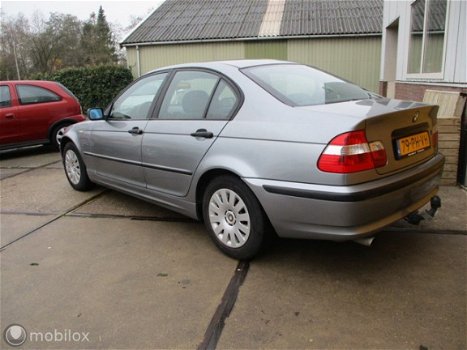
[287,37,382,92]
[245,40,288,60]
[126,36,381,92]
[126,42,245,77]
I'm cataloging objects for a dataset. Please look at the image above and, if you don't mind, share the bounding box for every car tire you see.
[51,123,72,150]
[202,175,270,260]
[62,142,93,191]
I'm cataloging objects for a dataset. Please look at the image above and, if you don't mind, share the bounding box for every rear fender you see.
[187,154,259,202]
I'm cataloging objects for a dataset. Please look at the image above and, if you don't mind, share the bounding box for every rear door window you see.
[158,70,219,120]
[206,80,239,120]
[16,85,61,105]
[0,86,11,107]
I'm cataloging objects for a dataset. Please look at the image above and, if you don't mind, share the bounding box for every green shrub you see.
[33,65,133,111]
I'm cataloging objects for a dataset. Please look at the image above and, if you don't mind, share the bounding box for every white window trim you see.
[405,0,450,80]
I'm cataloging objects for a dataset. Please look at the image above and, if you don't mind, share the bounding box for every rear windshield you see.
[242,64,372,106]
[57,82,79,102]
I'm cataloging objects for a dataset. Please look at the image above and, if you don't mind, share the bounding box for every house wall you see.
[245,40,288,60]
[126,42,245,77]
[380,0,467,185]
[287,37,381,92]
[125,36,382,93]
[381,0,466,83]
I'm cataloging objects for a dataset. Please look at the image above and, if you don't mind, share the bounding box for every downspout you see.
[136,45,141,78]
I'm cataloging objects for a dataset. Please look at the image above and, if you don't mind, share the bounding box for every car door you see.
[0,84,22,146]
[14,84,62,141]
[89,72,168,188]
[142,69,241,196]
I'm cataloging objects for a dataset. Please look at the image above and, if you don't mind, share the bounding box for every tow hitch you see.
[405,196,442,225]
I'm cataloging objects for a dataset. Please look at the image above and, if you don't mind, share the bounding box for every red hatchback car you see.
[0,80,86,150]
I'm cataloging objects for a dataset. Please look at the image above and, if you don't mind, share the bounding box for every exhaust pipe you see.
[354,237,375,247]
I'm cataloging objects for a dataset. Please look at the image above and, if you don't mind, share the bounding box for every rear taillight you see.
[318,130,387,173]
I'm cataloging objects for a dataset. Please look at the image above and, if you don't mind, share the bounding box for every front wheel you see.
[62,143,93,191]
[202,175,270,260]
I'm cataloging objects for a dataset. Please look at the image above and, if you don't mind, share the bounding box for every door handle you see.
[190,129,213,139]
[5,113,15,119]
[128,127,143,135]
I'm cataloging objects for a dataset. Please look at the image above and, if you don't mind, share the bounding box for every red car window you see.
[0,86,11,107]
[16,85,61,105]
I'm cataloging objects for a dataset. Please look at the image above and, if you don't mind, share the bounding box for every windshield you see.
[242,64,371,106]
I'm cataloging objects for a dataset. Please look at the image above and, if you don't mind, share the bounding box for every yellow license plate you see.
[397,131,431,158]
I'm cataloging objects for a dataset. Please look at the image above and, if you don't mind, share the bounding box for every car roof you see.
[149,59,296,73]
[215,59,294,68]
[1,80,59,86]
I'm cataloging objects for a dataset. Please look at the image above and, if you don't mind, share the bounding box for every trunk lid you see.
[298,98,439,175]
[365,101,438,175]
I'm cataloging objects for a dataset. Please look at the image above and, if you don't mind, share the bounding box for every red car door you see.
[14,83,63,142]
[0,84,24,145]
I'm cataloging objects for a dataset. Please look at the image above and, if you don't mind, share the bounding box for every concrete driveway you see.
[1,146,465,349]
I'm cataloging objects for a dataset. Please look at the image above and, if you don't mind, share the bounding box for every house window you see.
[407,0,447,74]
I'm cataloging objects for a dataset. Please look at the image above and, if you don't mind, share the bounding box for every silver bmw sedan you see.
[61,60,444,259]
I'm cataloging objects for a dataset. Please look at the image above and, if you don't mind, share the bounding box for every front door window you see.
[110,73,168,120]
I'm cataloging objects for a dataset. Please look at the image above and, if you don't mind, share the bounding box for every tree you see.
[47,13,83,69]
[0,7,123,80]
[81,6,117,65]
[0,13,30,80]
[27,12,83,75]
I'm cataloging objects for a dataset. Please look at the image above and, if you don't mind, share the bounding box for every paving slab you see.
[74,190,185,219]
[1,216,235,349]
[219,232,466,349]
[0,168,103,214]
[45,161,64,170]
[0,168,29,180]
[0,148,60,168]
[0,213,56,246]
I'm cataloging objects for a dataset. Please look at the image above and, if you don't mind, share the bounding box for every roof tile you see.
[122,0,383,45]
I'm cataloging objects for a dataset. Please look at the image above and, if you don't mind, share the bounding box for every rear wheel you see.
[202,175,270,260]
[62,142,93,191]
[51,123,72,150]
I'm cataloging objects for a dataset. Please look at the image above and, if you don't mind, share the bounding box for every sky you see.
[1,0,162,36]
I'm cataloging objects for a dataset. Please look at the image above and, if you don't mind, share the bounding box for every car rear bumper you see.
[243,154,445,241]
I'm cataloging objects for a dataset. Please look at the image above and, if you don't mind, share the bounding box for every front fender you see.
[59,121,93,156]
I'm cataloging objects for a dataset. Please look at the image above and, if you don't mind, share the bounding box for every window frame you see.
[406,0,449,80]
[105,71,170,121]
[0,85,12,108]
[15,84,62,105]
[152,67,244,121]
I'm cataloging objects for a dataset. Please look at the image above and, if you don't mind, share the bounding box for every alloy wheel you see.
[65,149,81,185]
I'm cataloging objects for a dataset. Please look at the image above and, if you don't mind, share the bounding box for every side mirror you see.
[87,108,104,121]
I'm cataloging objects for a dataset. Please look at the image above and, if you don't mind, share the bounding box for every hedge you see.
[33,65,133,112]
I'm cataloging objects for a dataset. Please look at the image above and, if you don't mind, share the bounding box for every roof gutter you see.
[120,32,382,48]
